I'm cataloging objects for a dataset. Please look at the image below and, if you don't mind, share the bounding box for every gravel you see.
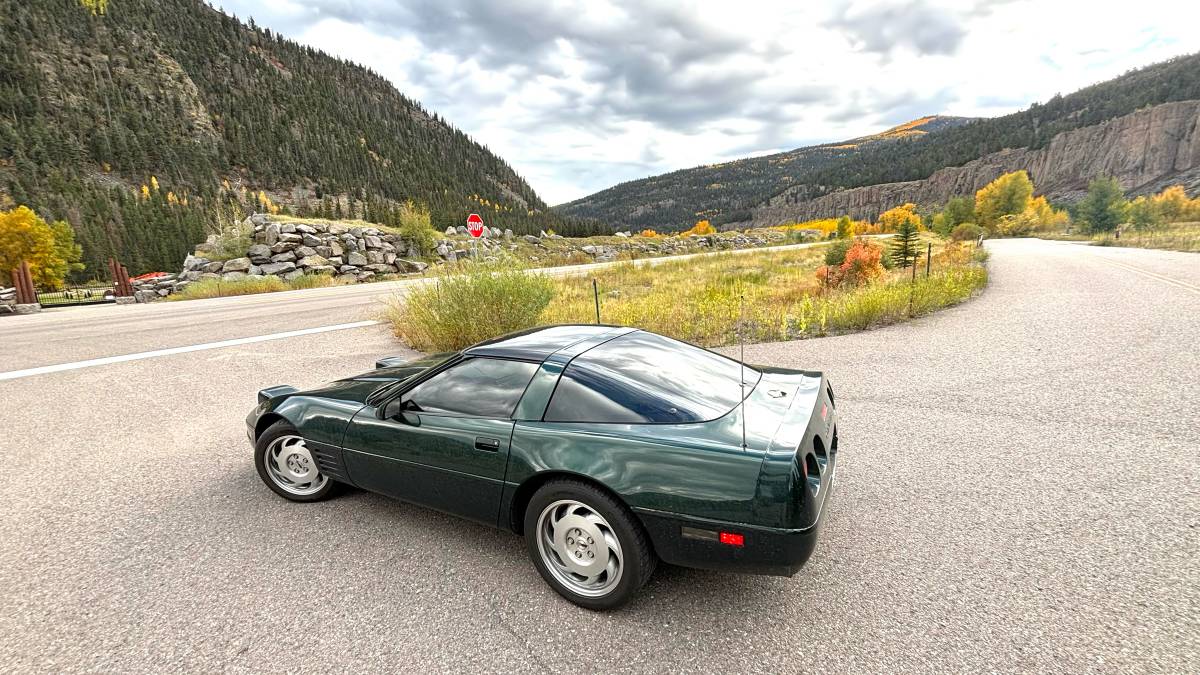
[0,238,1196,672]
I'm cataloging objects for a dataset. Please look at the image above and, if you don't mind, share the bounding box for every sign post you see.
[466,213,484,261]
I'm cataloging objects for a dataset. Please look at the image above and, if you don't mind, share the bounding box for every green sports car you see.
[247,325,838,609]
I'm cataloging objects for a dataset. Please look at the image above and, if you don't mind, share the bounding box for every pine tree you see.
[890,220,921,269]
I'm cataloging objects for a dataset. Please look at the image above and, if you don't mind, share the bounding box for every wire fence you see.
[36,283,116,307]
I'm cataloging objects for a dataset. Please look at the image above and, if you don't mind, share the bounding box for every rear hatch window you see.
[544,331,759,424]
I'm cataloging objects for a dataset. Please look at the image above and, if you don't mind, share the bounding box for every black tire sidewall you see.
[523,480,653,610]
[254,420,335,503]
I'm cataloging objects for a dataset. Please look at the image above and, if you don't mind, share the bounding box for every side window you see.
[404,358,538,418]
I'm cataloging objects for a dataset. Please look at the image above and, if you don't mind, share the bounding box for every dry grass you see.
[1093,222,1200,253]
[384,239,989,351]
[169,272,341,300]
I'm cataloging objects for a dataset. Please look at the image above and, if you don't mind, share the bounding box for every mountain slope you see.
[556,116,976,230]
[562,51,1200,231]
[0,0,593,275]
[753,100,1200,225]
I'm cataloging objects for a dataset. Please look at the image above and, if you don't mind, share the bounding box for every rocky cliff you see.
[751,100,1200,225]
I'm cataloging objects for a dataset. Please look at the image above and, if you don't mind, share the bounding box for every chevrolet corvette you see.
[247,325,838,609]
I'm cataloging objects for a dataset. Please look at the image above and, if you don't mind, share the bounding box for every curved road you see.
[0,239,1196,672]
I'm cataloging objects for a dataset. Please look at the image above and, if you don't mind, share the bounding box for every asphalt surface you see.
[0,238,1196,673]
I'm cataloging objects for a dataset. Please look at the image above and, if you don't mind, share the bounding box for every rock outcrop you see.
[751,100,1200,225]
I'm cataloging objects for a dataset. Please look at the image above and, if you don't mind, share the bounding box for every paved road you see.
[0,239,1196,672]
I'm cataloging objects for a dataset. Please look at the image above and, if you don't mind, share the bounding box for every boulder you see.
[270,241,297,254]
[297,255,330,268]
[301,233,323,247]
[338,265,360,274]
[259,262,296,276]
[315,246,334,258]
[221,271,247,281]
[281,269,305,282]
[349,227,364,238]
[327,257,343,267]
[306,265,336,275]
[296,246,317,257]
[295,224,317,235]
[183,254,208,272]
[504,229,514,239]
[445,226,457,236]
[222,257,252,273]
[271,251,297,263]
[523,235,541,244]
[366,250,384,264]
[365,264,397,274]
[198,272,220,281]
[383,252,397,265]
[278,232,303,244]
[328,241,344,257]
[396,259,429,273]
[355,271,376,282]
[264,223,280,246]
[457,226,469,235]
[347,251,368,266]
[364,235,383,249]
[247,244,272,263]
[248,265,262,276]
[279,222,297,234]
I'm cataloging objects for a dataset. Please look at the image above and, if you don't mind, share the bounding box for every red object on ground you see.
[131,272,169,282]
[466,213,484,238]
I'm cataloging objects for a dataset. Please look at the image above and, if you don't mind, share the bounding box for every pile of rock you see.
[0,286,15,313]
[137,214,436,300]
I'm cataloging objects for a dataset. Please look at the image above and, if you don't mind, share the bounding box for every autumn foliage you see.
[815,239,886,289]
[680,220,716,236]
[0,206,85,289]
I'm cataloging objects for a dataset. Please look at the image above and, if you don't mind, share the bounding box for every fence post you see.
[592,278,601,324]
[925,242,932,277]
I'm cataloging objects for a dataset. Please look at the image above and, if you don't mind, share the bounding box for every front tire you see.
[254,420,337,502]
[524,479,656,610]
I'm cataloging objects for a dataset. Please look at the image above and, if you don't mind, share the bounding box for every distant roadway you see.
[0,239,1196,672]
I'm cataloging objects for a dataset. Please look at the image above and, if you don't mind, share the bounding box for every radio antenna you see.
[739,293,747,451]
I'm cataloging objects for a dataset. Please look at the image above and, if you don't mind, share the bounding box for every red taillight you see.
[719,532,744,547]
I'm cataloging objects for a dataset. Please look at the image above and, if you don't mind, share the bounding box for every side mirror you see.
[381,398,420,425]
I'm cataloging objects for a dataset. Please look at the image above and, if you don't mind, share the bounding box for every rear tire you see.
[524,479,656,610]
[254,420,338,503]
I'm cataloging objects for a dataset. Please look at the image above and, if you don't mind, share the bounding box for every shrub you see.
[817,239,885,289]
[386,264,555,351]
[394,201,438,257]
[638,229,661,238]
[825,239,852,266]
[681,219,716,236]
[950,223,984,242]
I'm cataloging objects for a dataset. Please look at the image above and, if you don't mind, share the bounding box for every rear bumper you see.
[635,460,835,577]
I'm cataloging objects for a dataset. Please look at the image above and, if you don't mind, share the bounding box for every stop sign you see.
[466,213,484,238]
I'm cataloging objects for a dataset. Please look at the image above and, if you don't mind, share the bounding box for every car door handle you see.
[474,437,501,452]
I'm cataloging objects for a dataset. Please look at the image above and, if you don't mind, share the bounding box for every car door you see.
[342,357,540,525]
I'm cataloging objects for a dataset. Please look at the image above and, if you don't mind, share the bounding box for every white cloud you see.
[212,0,1200,204]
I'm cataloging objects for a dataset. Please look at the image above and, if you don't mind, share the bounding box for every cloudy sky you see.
[214,0,1198,205]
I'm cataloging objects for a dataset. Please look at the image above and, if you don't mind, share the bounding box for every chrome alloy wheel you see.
[264,435,328,496]
[536,499,624,598]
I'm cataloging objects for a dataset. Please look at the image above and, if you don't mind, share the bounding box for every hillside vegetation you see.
[556,116,975,230]
[0,0,597,277]
[561,52,1200,231]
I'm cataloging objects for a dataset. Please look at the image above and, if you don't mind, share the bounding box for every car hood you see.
[298,353,455,405]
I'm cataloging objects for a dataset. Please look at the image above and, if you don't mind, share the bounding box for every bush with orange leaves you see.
[680,219,716,236]
[638,229,662,238]
[815,239,886,289]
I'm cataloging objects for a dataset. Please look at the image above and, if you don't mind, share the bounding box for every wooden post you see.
[592,278,601,324]
[925,242,932,277]
[18,261,37,304]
